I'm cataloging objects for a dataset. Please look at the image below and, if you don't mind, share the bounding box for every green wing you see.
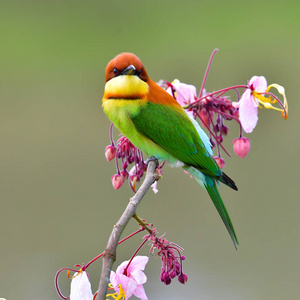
[132,101,239,247]
[130,102,221,177]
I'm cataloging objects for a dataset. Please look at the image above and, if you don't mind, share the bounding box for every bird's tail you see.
[184,166,239,249]
[204,176,239,249]
[218,171,238,191]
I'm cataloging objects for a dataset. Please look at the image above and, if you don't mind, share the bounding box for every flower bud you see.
[214,156,225,169]
[170,270,176,279]
[233,137,251,158]
[111,174,124,190]
[127,156,134,164]
[210,138,216,148]
[199,109,210,128]
[122,162,128,170]
[221,125,229,135]
[217,135,223,143]
[105,145,117,161]
[120,170,128,179]
[137,168,144,178]
[213,123,220,133]
[130,174,140,188]
[160,272,165,282]
[176,265,182,276]
[161,272,171,285]
[178,273,188,284]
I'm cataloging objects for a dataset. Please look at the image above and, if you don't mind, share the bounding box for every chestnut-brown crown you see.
[105,52,149,82]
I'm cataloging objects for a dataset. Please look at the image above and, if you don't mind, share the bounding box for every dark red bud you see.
[178,273,188,284]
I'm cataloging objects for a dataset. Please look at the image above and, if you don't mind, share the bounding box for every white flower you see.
[70,271,93,300]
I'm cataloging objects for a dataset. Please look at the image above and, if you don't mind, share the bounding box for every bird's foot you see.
[145,156,159,169]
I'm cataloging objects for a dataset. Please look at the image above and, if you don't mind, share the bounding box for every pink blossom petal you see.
[249,76,267,93]
[110,256,149,300]
[109,271,119,288]
[175,82,197,106]
[120,276,138,300]
[70,272,93,300]
[127,256,148,273]
[239,89,258,133]
[167,80,197,106]
[130,269,147,285]
[110,272,134,298]
[133,285,148,300]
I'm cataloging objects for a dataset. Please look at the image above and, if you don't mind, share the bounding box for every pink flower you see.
[110,256,149,300]
[167,79,197,106]
[233,137,251,158]
[238,76,267,133]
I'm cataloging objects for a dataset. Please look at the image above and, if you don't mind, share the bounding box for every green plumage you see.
[129,101,239,248]
[131,102,220,175]
[205,178,238,249]
[103,53,238,248]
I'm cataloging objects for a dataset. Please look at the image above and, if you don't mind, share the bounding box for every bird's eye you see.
[113,68,119,76]
[137,69,142,77]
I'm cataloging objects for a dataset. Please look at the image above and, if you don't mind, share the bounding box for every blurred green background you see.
[1,0,299,299]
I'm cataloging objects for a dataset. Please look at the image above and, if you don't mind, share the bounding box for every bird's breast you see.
[102,74,150,137]
[102,75,179,162]
[102,97,146,133]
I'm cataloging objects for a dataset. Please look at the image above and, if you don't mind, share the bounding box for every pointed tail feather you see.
[184,166,239,248]
[204,175,239,249]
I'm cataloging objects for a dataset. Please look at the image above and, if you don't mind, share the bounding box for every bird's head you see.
[105,52,149,82]
[103,53,149,100]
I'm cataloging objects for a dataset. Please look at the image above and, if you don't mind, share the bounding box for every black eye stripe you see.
[113,66,142,77]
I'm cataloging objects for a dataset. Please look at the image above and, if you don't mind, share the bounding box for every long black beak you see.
[121,65,136,75]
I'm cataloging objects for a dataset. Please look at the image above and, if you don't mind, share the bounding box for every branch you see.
[95,159,159,300]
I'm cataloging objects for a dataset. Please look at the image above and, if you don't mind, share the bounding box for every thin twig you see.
[95,160,159,300]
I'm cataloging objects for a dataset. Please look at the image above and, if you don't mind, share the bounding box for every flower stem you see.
[183,84,248,109]
[109,123,115,146]
[123,238,148,276]
[84,229,144,269]
[196,112,231,157]
[199,48,219,99]
[133,214,154,235]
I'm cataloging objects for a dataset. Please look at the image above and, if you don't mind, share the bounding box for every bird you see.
[102,52,238,248]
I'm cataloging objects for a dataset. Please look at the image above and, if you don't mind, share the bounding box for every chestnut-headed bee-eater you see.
[102,52,238,248]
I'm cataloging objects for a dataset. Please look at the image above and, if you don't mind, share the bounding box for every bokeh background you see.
[1,0,299,299]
